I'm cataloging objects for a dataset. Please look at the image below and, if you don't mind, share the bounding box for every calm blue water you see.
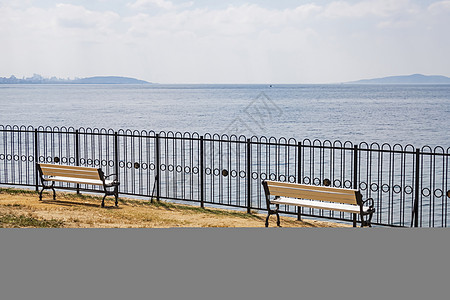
[0,84,449,147]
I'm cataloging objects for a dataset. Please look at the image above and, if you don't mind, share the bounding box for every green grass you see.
[4,203,24,208]
[0,187,121,202]
[0,187,39,195]
[64,192,108,201]
[0,213,65,228]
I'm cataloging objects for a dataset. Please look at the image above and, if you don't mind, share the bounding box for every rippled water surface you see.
[1,84,448,147]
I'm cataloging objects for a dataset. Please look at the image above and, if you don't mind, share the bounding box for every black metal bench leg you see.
[39,183,55,201]
[101,194,106,208]
[114,187,118,206]
[276,205,281,227]
[265,208,282,227]
[276,212,281,227]
[363,212,373,227]
[353,213,357,227]
[361,220,372,227]
[265,211,271,227]
[39,187,44,201]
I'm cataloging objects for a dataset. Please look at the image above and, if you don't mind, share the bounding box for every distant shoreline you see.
[0,75,151,85]
[346,74,450,84]
[2,73,450,85]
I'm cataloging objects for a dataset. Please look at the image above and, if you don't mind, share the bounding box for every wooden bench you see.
[262,180,375,227]
[36,163,120,207]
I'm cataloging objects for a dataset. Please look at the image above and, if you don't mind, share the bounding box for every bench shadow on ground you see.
[41,199,122,209]
[265,215,323,228]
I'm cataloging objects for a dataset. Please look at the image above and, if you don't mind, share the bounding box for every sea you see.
[0,84,449,148]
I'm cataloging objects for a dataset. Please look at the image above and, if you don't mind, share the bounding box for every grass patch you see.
[0,212,65,228]
[0,187,120,202]
[3,203,24,208]
[151,200,262,220]
[60,191,124,205]
[97,195,262,221]
[0,187,39,196]
[64,192,106,201]
[0,187,260,221]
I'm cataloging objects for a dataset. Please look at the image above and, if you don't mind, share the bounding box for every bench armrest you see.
[362,198,375,212]
[104,173,120,185]
[361,198,375,227]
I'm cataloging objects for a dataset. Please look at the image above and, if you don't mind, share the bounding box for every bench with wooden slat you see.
[37,163,120,207]
[262,180,375,227]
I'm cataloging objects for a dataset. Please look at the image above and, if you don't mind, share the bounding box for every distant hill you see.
[347,74,450,84]
[70,76,151,84]
[0,74,151,84]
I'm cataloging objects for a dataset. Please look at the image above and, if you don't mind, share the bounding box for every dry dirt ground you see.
[0,188,349,228]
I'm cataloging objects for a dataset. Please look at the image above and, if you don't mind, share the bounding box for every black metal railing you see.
[1,125,449,227]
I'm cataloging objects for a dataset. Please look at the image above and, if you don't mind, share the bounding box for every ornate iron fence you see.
[1,125,449,227]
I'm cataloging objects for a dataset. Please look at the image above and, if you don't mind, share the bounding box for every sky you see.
[1,0,450,84]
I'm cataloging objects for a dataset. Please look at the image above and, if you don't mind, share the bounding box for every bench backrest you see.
[262,180,362,206]
[37,163,103,181]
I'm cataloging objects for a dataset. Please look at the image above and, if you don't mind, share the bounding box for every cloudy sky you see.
[1,0,450,83]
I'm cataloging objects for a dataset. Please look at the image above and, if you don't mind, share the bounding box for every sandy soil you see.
[0,188,349,228]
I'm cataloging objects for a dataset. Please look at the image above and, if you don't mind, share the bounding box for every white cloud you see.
[321,0,416,18]
[124,3,321,38]
[0,3,125,79]
[1,3,120,33]
[377,19,414,29]
[55,4,120,30]
[428,0,450,13]
[130,0,174,10]
[128,0,193,10]
[291,3,323,18]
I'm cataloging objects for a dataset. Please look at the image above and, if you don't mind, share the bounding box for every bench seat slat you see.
[39,163,99,172]
[41,170,101,180]
[39,164,101,179]
[45,176,115,186]
[267,186,358,205]
[265,180,358,194]
[271,197,370,214]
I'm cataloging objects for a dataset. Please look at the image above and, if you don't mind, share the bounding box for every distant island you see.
[0,74,151,84]
[347,74,450,84]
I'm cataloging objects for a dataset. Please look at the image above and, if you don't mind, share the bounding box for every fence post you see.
[412,148,420,227]
[353,145,358,189]
[114,131,119,198]
[75,130,80,166]
[155,134,160,202]
[297,142,302,221]
[246,139,251,214]
[75,129,80,194]
[353,145,359,227]
[34,129,39,191]
[200,136,205,208]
